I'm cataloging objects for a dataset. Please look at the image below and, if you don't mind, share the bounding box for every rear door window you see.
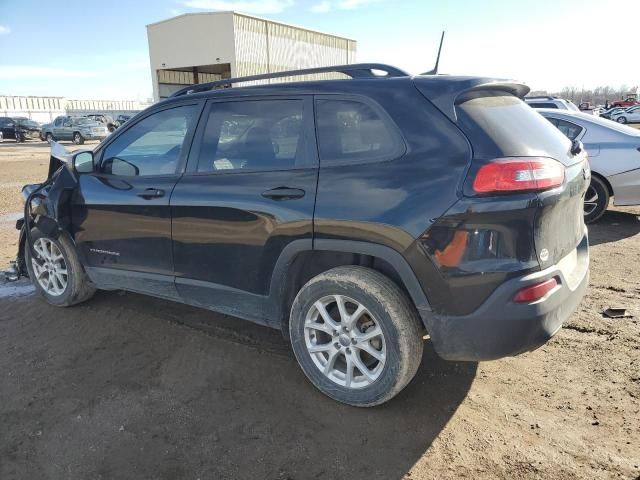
[315,98,404,165]
[195,99,306,173]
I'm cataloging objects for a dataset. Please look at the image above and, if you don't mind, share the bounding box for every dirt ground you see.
[0,141,638,480]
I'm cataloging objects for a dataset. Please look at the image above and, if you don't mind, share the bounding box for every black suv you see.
[14,64,590,406]
[0,116,42,142]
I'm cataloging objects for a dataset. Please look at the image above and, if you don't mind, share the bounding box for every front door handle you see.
[261,187,306,200]
[137,188,165,199]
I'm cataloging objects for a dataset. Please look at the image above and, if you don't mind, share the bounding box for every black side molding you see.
[269,239,433,329]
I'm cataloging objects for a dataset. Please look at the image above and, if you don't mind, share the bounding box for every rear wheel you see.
[617,116,627,124]
[289,266,423,407]
[584,176,609,223]
[73,132,84,145]
[25,229,95,307]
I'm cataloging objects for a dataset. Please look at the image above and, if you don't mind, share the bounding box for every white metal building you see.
[0,96,149,123]
[146,11,357,100]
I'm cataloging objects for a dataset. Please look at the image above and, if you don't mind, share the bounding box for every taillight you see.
[472,157,565,194]
[513,277,559,303]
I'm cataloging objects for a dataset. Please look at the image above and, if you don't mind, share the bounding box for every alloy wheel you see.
[30,238,68,296]
[303,295,386,389]
[583,185,599,216]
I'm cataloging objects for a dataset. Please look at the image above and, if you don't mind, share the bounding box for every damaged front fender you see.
[10,142,80,279]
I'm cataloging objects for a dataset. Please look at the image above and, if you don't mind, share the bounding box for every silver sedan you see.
[539,109,640,222]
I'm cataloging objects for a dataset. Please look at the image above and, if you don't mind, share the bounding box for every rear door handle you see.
[137,188,165,199]
[261,187,305,200]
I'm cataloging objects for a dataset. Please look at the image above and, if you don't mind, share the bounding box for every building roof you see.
[146,11,356,42]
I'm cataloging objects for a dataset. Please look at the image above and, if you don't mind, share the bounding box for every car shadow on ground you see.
[0,288,477,480]
[588,209,640,246]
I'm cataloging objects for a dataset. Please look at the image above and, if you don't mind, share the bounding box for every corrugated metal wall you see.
[233,14,356,86]
[0,96,150,123]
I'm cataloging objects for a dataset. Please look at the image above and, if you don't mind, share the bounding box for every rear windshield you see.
[456,92,573,162]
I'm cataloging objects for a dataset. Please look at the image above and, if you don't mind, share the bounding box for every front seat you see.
[242,127,275,168]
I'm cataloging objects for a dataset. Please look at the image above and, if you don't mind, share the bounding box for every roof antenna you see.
[421,31,445,75]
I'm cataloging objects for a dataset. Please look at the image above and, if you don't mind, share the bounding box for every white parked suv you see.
[525,96,580,111]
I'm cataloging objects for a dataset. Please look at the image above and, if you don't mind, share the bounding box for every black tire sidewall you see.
[290,276,406,406]
[584,176,609,224]
[25,230,78,306]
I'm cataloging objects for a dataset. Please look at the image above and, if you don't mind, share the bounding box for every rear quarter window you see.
[315,98,404,165]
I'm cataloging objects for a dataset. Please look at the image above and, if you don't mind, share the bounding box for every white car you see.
[539,109,640,222]
[525,96,580,111]
[611,105,640,124]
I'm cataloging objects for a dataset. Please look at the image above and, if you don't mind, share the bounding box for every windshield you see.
[16,118,39,127]
[456,92,573,163]
[566,101,580,112]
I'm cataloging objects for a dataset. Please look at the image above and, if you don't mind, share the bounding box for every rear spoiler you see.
[413,76,530,123]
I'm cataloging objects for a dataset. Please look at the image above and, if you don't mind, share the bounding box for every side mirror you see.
[73,151,94,174]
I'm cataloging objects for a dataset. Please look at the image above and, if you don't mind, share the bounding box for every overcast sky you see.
[0,0,638,100]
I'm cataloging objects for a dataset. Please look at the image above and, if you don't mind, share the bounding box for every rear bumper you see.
[425,230,589,361]
[83,133,107,140]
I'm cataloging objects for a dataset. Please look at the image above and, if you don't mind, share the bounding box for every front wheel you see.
[25,229,96,307]
[45,132,55,142]
[73,132,84,145]
[289,266,424,407]
[617,116,627,124]
[584,176,610,223]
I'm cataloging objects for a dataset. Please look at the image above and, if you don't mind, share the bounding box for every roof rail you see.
[170,63,409,97]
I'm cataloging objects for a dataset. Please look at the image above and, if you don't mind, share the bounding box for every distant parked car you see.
[0,117,42,143]
[525,96,580,111]
[86,114,117,132]
[540,109,640,222]
[114,114,131,128]
[600,107,628,120]
[611,105,640,124]
[40,116,109,145]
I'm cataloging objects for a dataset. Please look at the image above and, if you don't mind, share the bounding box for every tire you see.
[584,176,610,224]
[289,266,423,407]
[25,229,96,307]
[617,116,627,124]
[73,132,84,145]
[45,132,55,143]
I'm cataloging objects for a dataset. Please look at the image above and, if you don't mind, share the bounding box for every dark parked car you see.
[115,114,131,128]
[12,64,590,406]
[0,116,42,142]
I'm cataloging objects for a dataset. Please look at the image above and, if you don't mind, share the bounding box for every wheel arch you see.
[591,170,614,196]
[269,239,432,334]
